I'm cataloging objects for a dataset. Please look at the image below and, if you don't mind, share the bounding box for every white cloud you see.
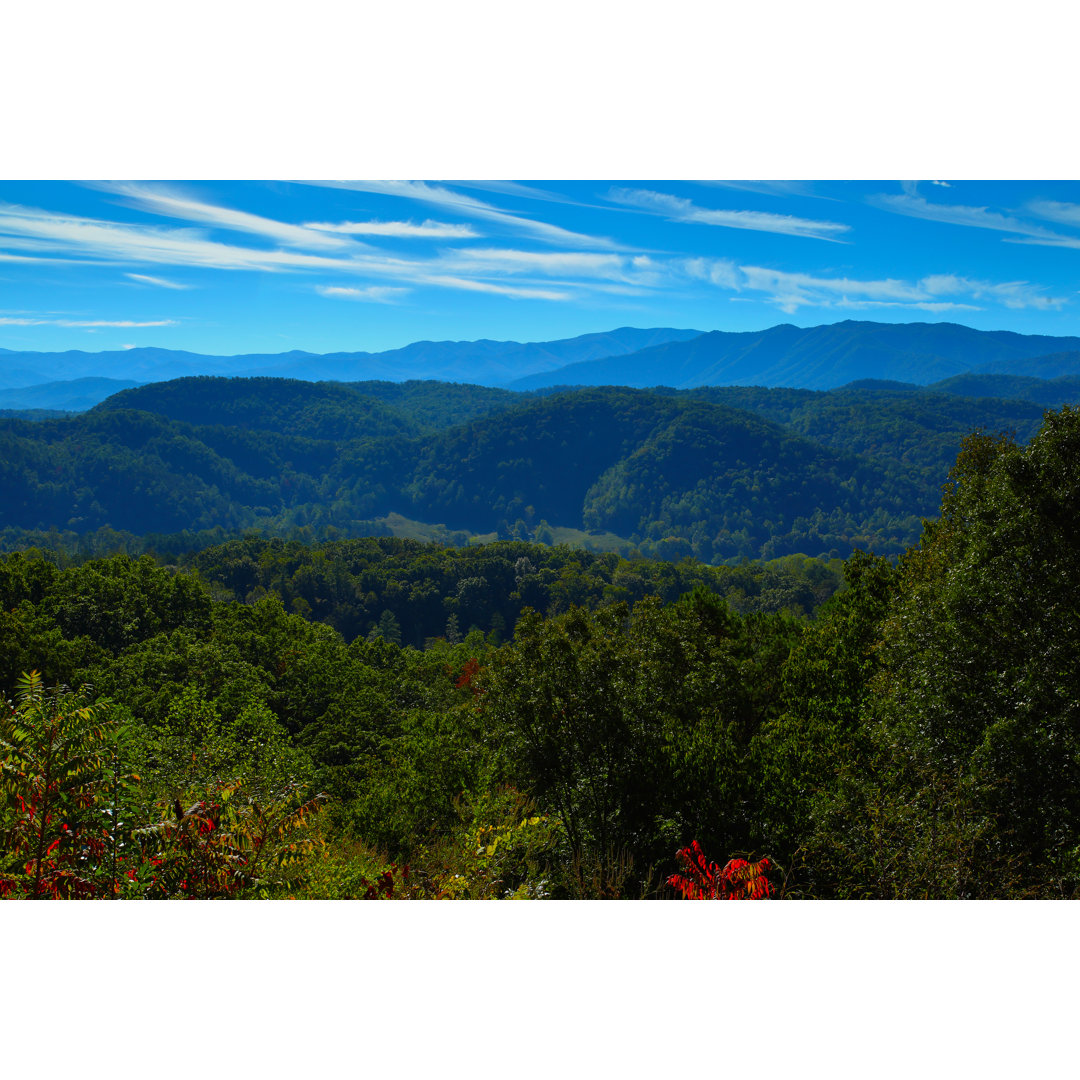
[831,299,982,313]
[870,191,1069,243]
[681,257,741,289]
[696,180,814,198]
[0,201,614,304]
[0,202,368,272]
[0,250,69,262]
[699,264,1068,315]
[419,276,572,300]
[305,219,479,239]
[1008,234,1080,251]
[1027,200,1080,227]
[95,182,350,250]
[445,181,584,204]
[443,247,655,282]
[125,272,193,289]
[299,180,623,249]
[739,266,928,305]
[315,285,410,303]
[0,316,176,327]
[608,187,850,241]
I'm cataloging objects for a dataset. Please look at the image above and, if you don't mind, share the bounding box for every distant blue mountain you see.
[7,322,1080,395]
[508,321,1080,391]
[0,327,703,390]
[0,377,141,411]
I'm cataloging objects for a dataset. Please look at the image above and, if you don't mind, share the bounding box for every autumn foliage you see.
[668,841,773,900]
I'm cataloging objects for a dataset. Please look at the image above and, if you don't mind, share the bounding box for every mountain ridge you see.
[0,326,704,389]
[509,321,1080,391]
[7,321,1080,400]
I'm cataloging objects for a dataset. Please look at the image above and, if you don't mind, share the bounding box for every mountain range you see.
[6,321,1080,406]
[0,326,703,393]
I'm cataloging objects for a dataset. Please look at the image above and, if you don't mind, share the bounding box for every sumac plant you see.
[0,672,114,899]
[132,780,326,899]
[668,841,774,900]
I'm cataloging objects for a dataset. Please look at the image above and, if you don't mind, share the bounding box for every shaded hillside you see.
[0,410,264,534]
[928,371,1080,408]
[978,349,1080,380]
[659,384,1048,482]
[579,401,926,559]
[94,376,419,441]
[344,379,523,430]
[403,389,688,529]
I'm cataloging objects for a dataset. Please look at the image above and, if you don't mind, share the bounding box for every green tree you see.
[482,594,770,889]
[831,411,1080,897]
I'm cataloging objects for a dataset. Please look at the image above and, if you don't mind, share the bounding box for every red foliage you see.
[361,863,410,899]
[454,658,483,695]
[668,841,773,900]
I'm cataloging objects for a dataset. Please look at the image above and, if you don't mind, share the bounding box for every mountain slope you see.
[94,376,420,441]
[508,321,1080,391]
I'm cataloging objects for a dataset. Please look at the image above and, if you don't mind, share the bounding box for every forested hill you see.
[96,376,421,441]
[0,375,1060,564]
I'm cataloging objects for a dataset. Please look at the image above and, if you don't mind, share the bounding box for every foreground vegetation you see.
[3,406,1080,898]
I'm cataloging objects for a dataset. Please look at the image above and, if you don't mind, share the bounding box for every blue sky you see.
[3,179,1080,356]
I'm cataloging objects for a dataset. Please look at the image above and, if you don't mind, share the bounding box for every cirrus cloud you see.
[304,219,479,239]
[315,285,410,303]
[608,187,851,241]
[686,259,1069,314]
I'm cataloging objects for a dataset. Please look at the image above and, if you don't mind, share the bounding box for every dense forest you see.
[3,398,1079,898]
[0,374,1054,565]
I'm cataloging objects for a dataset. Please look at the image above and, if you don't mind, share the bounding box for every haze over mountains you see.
[0,327,703,394]
[5,321,1080,410]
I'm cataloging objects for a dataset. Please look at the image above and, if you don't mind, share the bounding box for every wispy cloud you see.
[445,181,583,204]
[95,182,351,250]
[0,202,366,272]
[1018,201,1080,245]
[417,276,572,301]
[689,261,1069,315]
[608,188,850,241]
[870,191,1069,243]
[299,180,623,249]
[696,180,815,198]
[1027,199,1080,227]
[681,257,742,290]
[0,316,177,327]
[305,219,479,239]
[125,272,193,289]
[315,285,410,303]
[0,200,626,305]
[440,247,663,287]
